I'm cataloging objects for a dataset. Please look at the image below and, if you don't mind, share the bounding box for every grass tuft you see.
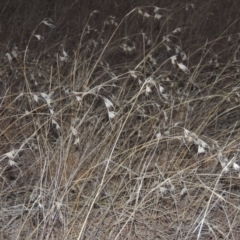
[1,1,240,239]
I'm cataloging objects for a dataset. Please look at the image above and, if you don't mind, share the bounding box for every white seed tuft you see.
[9,160,17,166]
[52,119,60,130]
[6,53,12,62]
[104,98,114,109]
[4,150,16,159]
[74,137,80,145]
[154,13,162,20]
[233,163,240,171]
[170,55,177,67]
[159,85,164,93]
[145,84,152,94]
[33,94,39,103]
[12,47,18,58]
[71,126,78,136]
[198,145,206,155]
[156,132,162,140]
[42,18,55,28]
[34,35,44,41]
[180,187,188,196]
[130,70,137,79]
[173,28,182,33]
[159,187,168,195]
[40,92,52,106]
[177,62,190,75]
[108,111,116,119]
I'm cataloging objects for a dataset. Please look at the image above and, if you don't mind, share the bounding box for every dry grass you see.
[1,1,240,239]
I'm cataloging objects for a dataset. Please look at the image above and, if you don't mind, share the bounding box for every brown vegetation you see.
[1,1,240,239]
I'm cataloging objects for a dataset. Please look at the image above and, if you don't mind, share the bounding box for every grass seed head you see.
[176,62,190,75]
[233,163,240,171]
[5,53,12,62]
[198,145,206,155]
[180,187,188,196]
[3,150,16,159]
[104,98,114,109]
[42,18,55,28]
[108,110,116,119]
